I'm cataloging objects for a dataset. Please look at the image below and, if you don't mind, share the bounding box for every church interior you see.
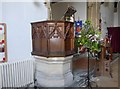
[0,0,120,88]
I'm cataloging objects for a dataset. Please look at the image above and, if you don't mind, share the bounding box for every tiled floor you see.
[92,55,119,87]
[72,53,96,87]
[72,53,119,87]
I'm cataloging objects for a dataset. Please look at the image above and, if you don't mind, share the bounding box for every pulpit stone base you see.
[34,56,73,87]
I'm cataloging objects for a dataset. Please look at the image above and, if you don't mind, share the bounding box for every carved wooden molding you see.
[48,22,64,39]
[65,23,74,39]
[32,24,48,39]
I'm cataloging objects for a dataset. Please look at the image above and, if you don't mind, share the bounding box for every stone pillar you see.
[34,56,73,87]
[118,2,120,26]
[100,2,114,39]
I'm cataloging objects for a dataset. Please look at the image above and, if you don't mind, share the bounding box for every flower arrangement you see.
[75,20,101,54]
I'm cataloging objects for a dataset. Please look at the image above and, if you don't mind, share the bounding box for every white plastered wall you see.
[1,1,48,61]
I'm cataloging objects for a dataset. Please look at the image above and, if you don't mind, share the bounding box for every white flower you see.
[95,34,99,38]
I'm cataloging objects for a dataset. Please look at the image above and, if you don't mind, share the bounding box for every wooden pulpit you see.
[31,20,75,57]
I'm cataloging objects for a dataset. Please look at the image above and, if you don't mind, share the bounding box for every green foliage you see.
[75,20,101,53]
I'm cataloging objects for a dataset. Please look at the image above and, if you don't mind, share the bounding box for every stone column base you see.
[34,56,73,87]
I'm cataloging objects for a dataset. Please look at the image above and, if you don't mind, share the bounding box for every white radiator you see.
[0,59,34,88]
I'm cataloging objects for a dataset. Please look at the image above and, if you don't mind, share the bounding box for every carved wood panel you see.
[31,20,74,57]
[48,22,64,39]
